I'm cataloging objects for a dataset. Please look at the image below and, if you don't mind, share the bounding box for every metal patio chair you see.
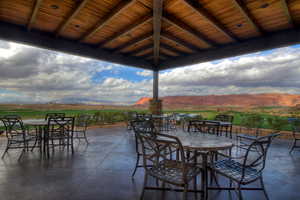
[73,114,90,143]
[289,119,300,153]
[45,113,65,120]
[215,114,234,138]
[236,115,264,149]
[46,117,75,155]
[131,119,156,177]
[137,132,202,200]
[211,132,280,200]
[1,116,39,159]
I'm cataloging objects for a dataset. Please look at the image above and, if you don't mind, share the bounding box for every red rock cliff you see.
[135,93,300,107]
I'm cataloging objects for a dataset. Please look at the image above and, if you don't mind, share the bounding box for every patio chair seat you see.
[213,159,261,184]
[149,160,201,185]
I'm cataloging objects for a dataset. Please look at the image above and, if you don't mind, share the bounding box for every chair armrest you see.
[236,134,257,141]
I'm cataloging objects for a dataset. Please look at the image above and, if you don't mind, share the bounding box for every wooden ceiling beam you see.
[79,0,135,42]
[163,14,216,47]
[100,14,152,47]
[112,32,152,53]
[160,43,186,56]
[153,0,164,65]
[161,32,200,52]
[232,0,264,35]
[182,0,238,42]
[280,0,294,27]
[128,44,153,55]
[55,0,89,37]
[27,0,43,31]
[0,21,152,70]
[160,27,300,69]
[145,52,169,60]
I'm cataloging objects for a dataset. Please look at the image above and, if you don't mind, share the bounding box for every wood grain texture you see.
[113,32,152,52]
[100,14,152,47]
[182,0,237,42]
[163,13,215,47]
[55,0,89,36]
[153,0,164,65]
[232,0,264,35]
[27,0,43,30]
[79,0,135,42]
[280,0,294,26]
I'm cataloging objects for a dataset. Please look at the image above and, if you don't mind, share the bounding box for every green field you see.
[0,105,297,131]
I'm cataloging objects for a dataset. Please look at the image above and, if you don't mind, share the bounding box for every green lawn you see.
[0,107,296,131]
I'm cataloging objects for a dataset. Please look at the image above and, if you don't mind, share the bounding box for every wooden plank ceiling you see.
[0,0,300,70]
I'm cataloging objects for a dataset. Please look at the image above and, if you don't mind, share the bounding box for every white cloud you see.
[136,70,152,77]
[1,39,300,104]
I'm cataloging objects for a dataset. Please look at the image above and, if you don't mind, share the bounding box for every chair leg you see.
[260,176,269,200]
[182,184,188,200]
[289,139,296,153]
[2,140,10,159]
[140,173,148,200]
[131,153,140,178]
[31,138,38,151]
[194,176,198,199]
[237,184,243,200]
[83,131,89,144]
[18,148,25,161]
[71,136,74,154]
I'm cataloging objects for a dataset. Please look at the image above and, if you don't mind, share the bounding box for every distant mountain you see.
[135,93,300,107]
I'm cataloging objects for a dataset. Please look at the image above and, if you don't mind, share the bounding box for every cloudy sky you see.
[1,39,300,105]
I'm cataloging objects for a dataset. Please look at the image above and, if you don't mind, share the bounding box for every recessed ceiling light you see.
[260,3,269,8]
[51,5,59,9]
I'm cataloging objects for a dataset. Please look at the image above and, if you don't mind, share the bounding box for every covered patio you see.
[1,0,300,111]
[0,127,299,200]
[1,0,300,200]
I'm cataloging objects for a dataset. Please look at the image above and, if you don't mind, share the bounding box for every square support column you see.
[149,70,162,114]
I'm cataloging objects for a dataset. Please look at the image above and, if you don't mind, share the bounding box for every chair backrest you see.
[45,113,65,120]
[240,132,280,182]
[131,119,156,136]
[215,114,233,123]
[47,117,74,137]
[137,133,186,174]
[1,116,25,139]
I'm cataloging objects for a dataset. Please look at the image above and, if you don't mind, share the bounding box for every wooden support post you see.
[150,70,162,115]
[153,70,159,100]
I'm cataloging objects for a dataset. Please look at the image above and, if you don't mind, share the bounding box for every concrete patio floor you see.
[0,126,299,200]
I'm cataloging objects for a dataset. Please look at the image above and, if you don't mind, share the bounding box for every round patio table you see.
[167,132,234,200]
[23,119,49,158]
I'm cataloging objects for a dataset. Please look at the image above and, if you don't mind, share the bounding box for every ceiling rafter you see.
[280,0,294,27]
[182,0,238,42]
[27,0,43,31]
[145,52,169,60]
[135,48,153,56]
[99,14,152,47]
[146,55,167,60]
[153,0,164,65]
[79,0,135,42]
[160,43,186,56]
[128,44,153,55]
[163,13,216,47]
[232,0,264,35]
[161,32,200,52]
[55,0,89,37]
[112,32,152,53]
